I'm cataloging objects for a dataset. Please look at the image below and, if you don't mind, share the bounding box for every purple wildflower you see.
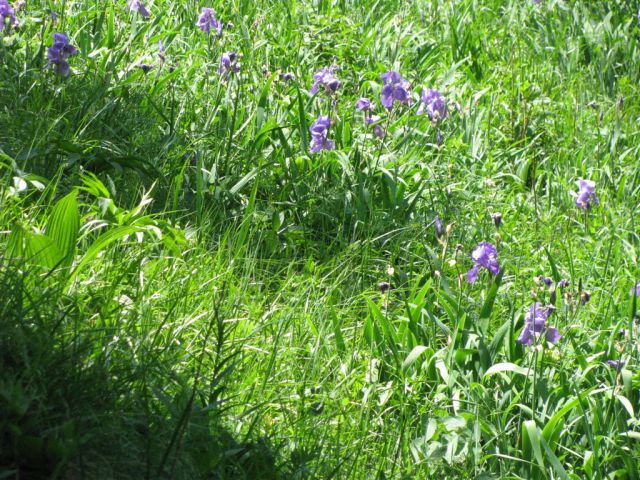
[631,283,640,297]
[356,98,372,111]
[309,115,335,154]
[128,0,150,17]
[466,242,500,283]
[378,281,390,294]
[280,72,295,82]
[372,124,386,138]
[606,359,624,369]
[310,65,341,95]
[0,0,17,31]
[47,32,77,77]
[580,291,591,305]
[575,180,599,210]
[492,212,502,228]
[198,7,223,36]
[380,71,410,109]
[138,64,154,74]
[517,303,560,346]
[558,279,569,289]
[417,88,447,122]
[218,52,239,76]
[435,216,444,239]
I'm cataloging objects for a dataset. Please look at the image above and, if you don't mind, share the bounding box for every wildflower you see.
[378,281,390,294]
[631,283,640,297]
[380,71,410,109]
[198,7,223,36]
[466,242,500,283]
[355,98,372,111]
[517,303,560,346]
[574,180,599,210]
[606,359,624,369]
[309,115,335,154]
[280,72,295,82]
[372,124,385,138]
[138,64,153,74]
[127,0,150,17]
[157,40,165,62]
[47,32,77,77]
[417,88,447,122]
[0,0,17,30]
[491,212,502,228]
[356,98,386,138]
[310,65,341,95]
[218,51,239,75]
[580,291,591,305]
[434,216,444,239]
[557,279,569,289]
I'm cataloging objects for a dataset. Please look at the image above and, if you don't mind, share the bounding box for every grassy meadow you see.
[1,0,640,478]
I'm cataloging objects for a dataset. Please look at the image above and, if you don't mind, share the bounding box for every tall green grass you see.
[1,0,640,478]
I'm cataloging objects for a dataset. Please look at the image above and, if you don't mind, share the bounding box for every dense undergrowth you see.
[1,0,640,478]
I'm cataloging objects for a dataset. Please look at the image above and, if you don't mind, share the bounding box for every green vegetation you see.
[1,0,640,478]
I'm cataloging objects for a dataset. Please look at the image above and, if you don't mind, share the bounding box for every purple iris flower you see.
[138,64,154,74]
[575,179,599,210]
[417,88,447,121]
[517,303,560,346]
[356,98,386,138]
[309,115,335,154]
[310,65,341,95]
[198,7,223,36]
[631,283,640,297]
[280,72,295,82]
[380,71,410,109]
[356,98,372,111]
[435,216,444,239]
[466,242,500,283]
[606,359,624,369]
[0,0,17,30]
[372,124,386,138]
[47,32,77,77]
[128,0,150,17]
[218,52,239,76]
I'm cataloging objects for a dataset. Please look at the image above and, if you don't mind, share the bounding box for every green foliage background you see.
[1,0,639,478]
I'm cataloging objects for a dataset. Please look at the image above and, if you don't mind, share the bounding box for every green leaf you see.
[46,191,80,267]
[484,362,531,379]
[402,346,428,370]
